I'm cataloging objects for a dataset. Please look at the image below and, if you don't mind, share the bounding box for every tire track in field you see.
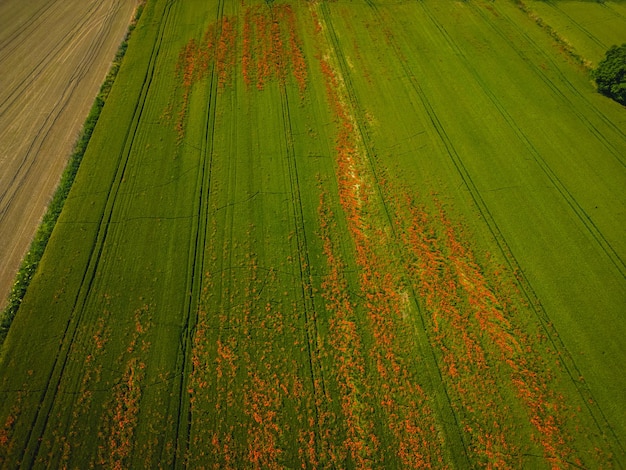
[601,2,626,23]
[374,19,532,461]
[418,1,625,279]
[16,2,174,466]
[465,2,626,270]
[319,4,472,467]
[171,0,225,464]
[491,0,626,164]
[463,1,626,457]
[461,2,626,281]
[0,0,102,117]
[544,1,607,51]
[220,13,238,434]
[387,0,624,458]
[0,0,123,222]
[0,0,102,202]
[277,47,325,457]
[0,0,60,63]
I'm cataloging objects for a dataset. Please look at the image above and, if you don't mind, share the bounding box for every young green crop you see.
[0,0,624,467]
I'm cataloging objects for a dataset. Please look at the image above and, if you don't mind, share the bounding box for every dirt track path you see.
[0,0,138,309]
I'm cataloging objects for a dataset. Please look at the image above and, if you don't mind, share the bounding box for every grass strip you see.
[0,2,146,347]
[512,0,593,71]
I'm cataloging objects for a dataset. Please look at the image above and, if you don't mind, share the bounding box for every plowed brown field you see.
[0,0,137,309]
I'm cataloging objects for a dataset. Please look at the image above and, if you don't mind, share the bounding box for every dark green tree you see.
[593,44,626,106]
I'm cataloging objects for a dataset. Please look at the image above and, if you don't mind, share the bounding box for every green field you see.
[1,0,625,467]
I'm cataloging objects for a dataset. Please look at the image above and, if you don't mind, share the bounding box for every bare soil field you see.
[0,0,138,309]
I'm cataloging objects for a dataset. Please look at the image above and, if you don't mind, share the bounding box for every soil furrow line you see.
[0,0,61,62]
[0,0,102,117]
[0,0,121,221]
